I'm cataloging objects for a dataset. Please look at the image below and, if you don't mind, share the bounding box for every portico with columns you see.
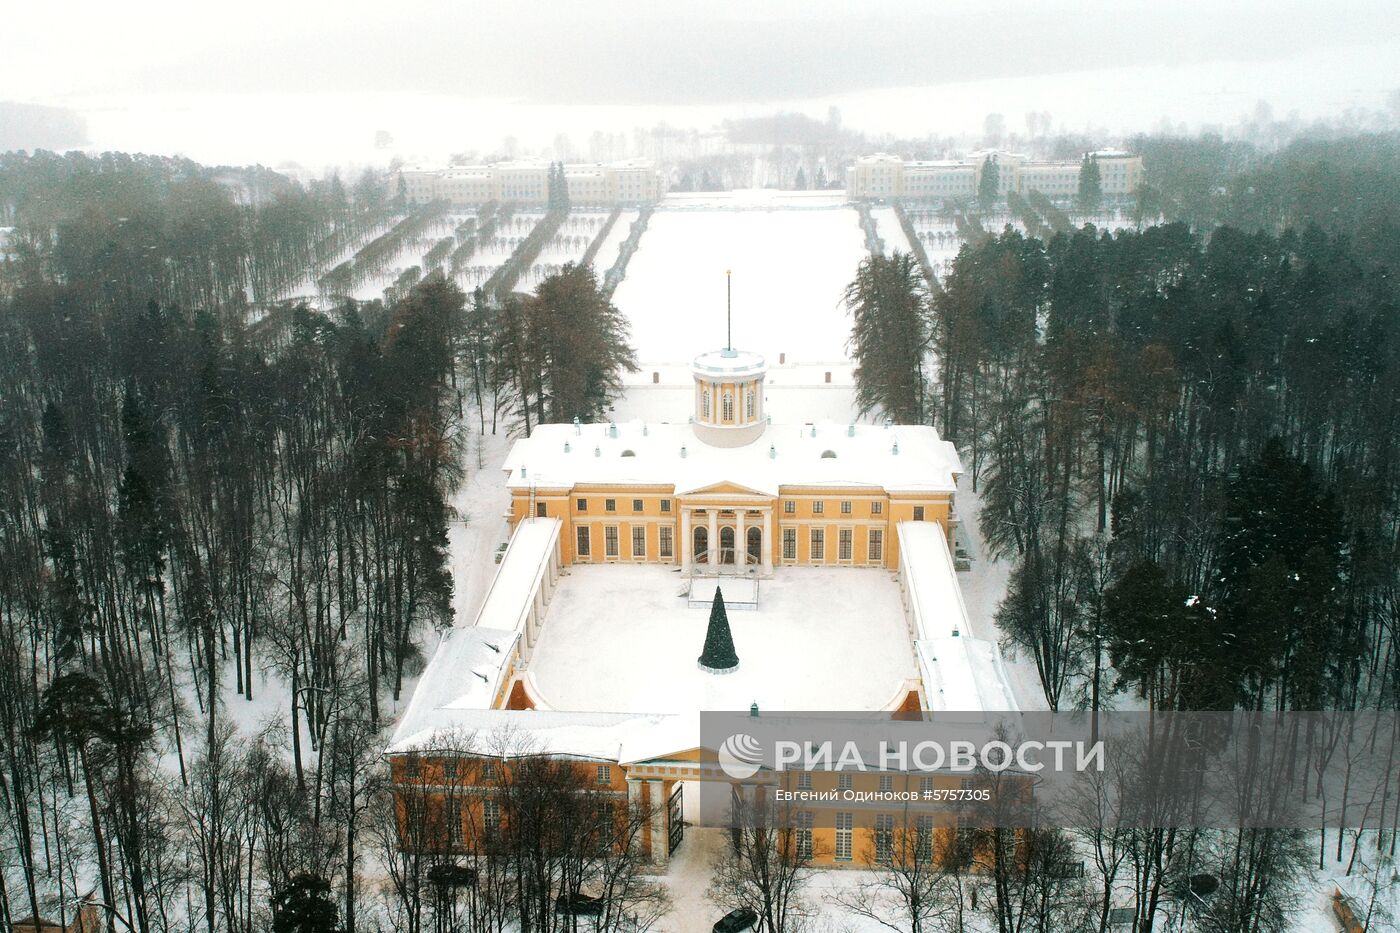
[677,483,775,576]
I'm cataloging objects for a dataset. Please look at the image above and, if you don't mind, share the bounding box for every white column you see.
[762,509,773,574]
[708,511,719,568]
[680,508,692,570]
[735,510,747,569]
[648,779,668,865]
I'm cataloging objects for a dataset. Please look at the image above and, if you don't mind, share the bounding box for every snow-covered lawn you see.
[610,194,868,366]
[528,565,916,714]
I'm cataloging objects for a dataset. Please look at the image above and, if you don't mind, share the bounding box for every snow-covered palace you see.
[387,343,1020,868]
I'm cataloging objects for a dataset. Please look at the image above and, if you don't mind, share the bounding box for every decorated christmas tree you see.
[697,586,740,673]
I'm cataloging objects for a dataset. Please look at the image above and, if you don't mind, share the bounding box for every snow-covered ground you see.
[611,192,867,367]
[591,208,638,277]
[529,565,915,714]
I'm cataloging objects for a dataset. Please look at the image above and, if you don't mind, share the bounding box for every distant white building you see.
[846,149,1144,202]
[398,159,663,208]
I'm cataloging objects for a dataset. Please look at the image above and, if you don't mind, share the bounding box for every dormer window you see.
[820,450,837,459]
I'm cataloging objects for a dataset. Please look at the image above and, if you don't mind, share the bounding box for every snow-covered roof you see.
[387,707,683,761]
[473,518,559,634]
[504,420,962,496]
[692,347,766,379]
[388,625,522,750]
[897,522,1020,713]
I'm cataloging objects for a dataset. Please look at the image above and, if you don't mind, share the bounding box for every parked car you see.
[713,907,759,933]
[555,892,604,917]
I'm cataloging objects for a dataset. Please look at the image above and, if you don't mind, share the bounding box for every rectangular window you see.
[812,501,824,515]
[810,528,825,561]
[596,765,611,785]
[782,528,797,561]
[840,500,852,515]
[919,775,934,795]
[797,771,812,790]
[576,526,590,557]
[913,506,925,521]
[536,502,547,518]
[604,526,619,558]
[446,797,463,847]
[784,500,795,515]
[878,774,893,793]
[868,529,883,562]
[871,501,883,516]
[632,498,643,512]
[632,525,646,558]
[661,499,672,513]
[835,812,854,860]
[577,498,588,512]
[659,526,674,559]
[483,798,501,837]
[916,815,935,862]
[797,811,814,860]
[443,758,459,783]
[838,773,852,791]
[839,528,853,561]
[875,813,894,862]
[605,498,617,512]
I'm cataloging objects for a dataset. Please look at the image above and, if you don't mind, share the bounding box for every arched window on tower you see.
[702,389,711,419]
[722,393,733,422]
[745,390,754,420]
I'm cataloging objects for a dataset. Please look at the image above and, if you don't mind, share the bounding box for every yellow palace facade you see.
[502,347,964,572]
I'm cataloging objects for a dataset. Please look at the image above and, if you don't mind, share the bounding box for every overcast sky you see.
[6,0,1398,105]
[3,1,1397,166]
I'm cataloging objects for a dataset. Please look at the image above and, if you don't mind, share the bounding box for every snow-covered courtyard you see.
[528,564,916,714]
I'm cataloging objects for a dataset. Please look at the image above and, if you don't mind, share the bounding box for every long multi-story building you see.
[846,148,1143,202]
[397,159,663,207]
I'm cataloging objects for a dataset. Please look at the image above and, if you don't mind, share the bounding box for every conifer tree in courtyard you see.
[698,587,740,673]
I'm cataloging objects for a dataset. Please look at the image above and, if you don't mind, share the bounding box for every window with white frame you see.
[916,815,935,862]
[703,389,711,418]
[596,765,611,785]
[835,812,854,860]
[722,393,733,421]
[604,526,619,558]
[797,771,812,790]
[632,525,646,558]
[784,500,795,514]
[838,772,852,791]
[838,528,853,561]
[875,813,894,862]
[782,527,797,561]
[810,528,825,561]
[797,810,814,860]
[632,498,643,512]
[483,798,501,836]
[659,525,673,558]
[878,774,893,793]
[812,501,824,515]
[840,500,852,515]
[745,390,754,419]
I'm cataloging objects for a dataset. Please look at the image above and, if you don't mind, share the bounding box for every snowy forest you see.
[843,134,1400,930]
[0,151,638,933]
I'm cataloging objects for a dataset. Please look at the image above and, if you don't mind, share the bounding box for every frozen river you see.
[611,190,868,367]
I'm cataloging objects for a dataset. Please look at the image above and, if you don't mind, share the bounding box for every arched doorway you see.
[719,526,736,565]
[746,526,762,566]
[693,526,708,565]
